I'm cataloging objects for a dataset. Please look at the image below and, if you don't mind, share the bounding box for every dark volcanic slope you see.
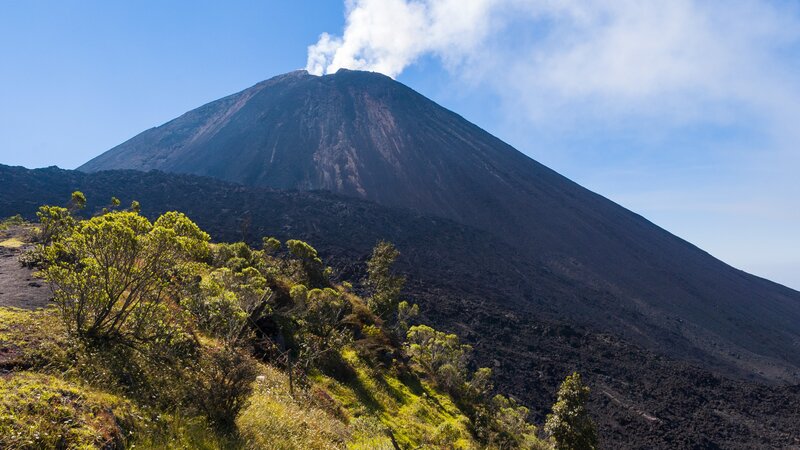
[0,165,797,447]
[2,165,800,448]
[80,70,800,384]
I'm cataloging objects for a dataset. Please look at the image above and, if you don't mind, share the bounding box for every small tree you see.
[286,239,327,286]
[187,269,249,341]
[395,300,419,336]
[365,241,405,319]
[489,395,540,449]
[36,205,75,244]
[295,287,352,370]
[545,372,597,450]
[406,325,470,393]
[69,191,87,211]
[262,236,281,254]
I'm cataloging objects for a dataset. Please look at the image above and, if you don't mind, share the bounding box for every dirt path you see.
[0,227,51,309]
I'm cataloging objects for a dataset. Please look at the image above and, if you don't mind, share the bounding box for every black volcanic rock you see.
[80,70,800,387]
[3,164,800,449]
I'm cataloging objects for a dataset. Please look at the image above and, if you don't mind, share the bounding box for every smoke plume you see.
[306,0,497,77]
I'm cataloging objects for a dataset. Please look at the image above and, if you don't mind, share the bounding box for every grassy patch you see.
[0,215,26,231]
[238,364,350,450]
[0,307,68,371]
[313,349,477,449]
[0,237,24,248]
[134,413,239,450]
[0,372,142,450]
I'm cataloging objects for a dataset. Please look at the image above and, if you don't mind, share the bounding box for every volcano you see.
[81,69,800,386]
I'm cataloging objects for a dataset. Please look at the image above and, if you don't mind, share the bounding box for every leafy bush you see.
[35,205,75,244]
[187,272,248,340]
[190,345,260,432]
[296,288,353,372]
[42,210,208,345]
[186,267,271,343]
[487,395,541,449]
[69,190,87,211]
[286,239,328,287]
[406,324,471,394]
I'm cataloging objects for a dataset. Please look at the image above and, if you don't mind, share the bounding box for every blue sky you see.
[1,1,798,289]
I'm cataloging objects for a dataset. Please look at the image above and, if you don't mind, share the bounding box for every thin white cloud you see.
[509,1,800,132]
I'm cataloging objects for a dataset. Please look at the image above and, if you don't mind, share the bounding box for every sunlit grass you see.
[313,348,477,449]
[0,372,141,449]
[238,364,349,449]
[0,237,24,248]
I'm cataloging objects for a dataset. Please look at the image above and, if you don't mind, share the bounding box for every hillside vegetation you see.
[0,195,595,449]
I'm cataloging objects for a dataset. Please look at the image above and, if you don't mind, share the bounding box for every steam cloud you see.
[306,0,799,113]
[306,0,497,78]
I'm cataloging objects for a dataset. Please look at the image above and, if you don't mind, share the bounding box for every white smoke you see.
[306,1,800,108]
[306,0,498,77]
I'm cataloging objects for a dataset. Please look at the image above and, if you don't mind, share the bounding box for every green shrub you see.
[296,288,353,372]
[406,325,470,394]
[262,236,281,253]
[70,190,87,211]
[35,205,75,244]
[286,239,327,287]
[42,210,208,345]
[190,345,260,432]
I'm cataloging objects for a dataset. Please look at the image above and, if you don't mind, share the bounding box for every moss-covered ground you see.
[0,306,485,449]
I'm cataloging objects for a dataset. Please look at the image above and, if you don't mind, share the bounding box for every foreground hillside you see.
[2,165,800,448]
[1,201,596,449]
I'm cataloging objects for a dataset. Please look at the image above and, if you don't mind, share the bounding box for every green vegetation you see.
[0,372,139,450]
[0,194,596,448]
[238,364,349,449]
[0,215,34,248]
[365,241,405,320]
[0,214,25,231]
[545,373,598,450]
[43,210,209,343]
